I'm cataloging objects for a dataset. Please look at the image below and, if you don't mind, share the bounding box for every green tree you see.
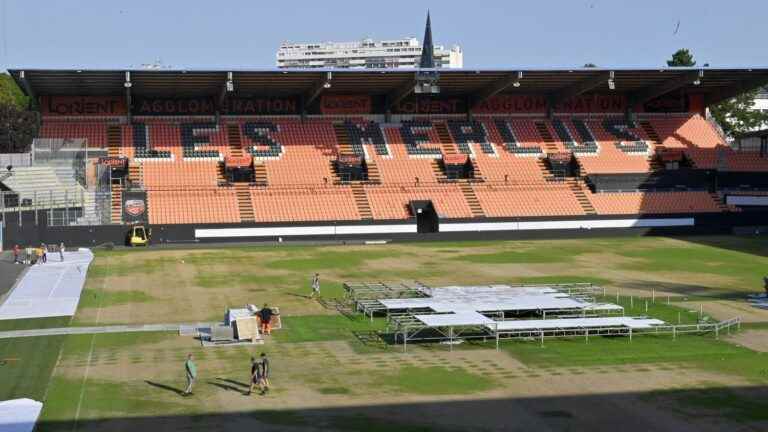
[710,89,768,138]
[667,49,695,67]
[0,72,29,109]
[583,63,598,68]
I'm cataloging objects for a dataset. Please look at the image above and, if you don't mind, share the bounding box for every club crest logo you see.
[124,199,146,217]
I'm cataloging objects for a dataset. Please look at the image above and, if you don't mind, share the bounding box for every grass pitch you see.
[1,235,768,431]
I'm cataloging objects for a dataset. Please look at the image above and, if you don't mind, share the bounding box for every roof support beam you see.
[218,71,234,108]
[705,73,768,106]
[629,70,703,107]
[303,72,332,113]
[471,71,523,110]
[18,71,38,109]
[124,71,132,123]
[549,71,613,108]
[386,77,417,113]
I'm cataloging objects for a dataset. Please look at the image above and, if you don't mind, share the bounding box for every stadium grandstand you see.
[1,64,768,246]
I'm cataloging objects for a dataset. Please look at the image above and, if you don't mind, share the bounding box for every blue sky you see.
[1,0,766,71]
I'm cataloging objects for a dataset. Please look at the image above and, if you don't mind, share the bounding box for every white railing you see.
[0,153,32,168]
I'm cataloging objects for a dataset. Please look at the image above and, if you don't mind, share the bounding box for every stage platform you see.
[0,398,42,432]
[0,249,94,320]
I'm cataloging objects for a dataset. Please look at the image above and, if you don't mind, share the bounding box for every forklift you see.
[127,224,151,247]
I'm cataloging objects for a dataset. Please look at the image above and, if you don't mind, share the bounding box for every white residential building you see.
[276,38,463,69]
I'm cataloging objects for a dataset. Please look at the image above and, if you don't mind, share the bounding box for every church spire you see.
[419,11,435,69]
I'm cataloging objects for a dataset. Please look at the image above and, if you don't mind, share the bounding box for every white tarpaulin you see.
[0,249,93,320]
[0,399,43,432]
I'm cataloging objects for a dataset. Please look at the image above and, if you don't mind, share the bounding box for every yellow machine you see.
[128,225,150,247]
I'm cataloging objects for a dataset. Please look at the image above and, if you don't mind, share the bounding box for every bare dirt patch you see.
[726,330,768,352]
[680,300,768,323]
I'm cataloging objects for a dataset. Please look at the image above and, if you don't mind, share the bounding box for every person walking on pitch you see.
[183,354,197,396]
[247,356,262,396]
[259,352,270,395]
[311,273,320,298]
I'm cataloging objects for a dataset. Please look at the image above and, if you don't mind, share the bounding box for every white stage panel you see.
[0,249,94,320]
[415,312,496,327]
[0,399,43,432]
[492,317,664,332]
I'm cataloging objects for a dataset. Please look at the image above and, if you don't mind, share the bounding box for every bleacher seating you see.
[588,191,722,215]
[250,187,359,222]
[32,113,749,225]
[148,188,239,224]
[40,119,110,148]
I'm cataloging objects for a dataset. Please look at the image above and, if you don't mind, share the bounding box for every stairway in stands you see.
[227,124,244,157]
[331,124,354,184]
[351,183,373,220]
[535,122,560,153]
[333,124,354,157]
[107,125,121,157]
[110,185,122,223]
[254,163,268,186]
[566,179,597,215]
[709,192,731,212]
[431,160,448,182]
[128,163,143,188]
[459,181,485,218]
[639,121,661,145]
[107,122,123,223]
[235,183,255,222]
[216,163,226,183]
[365,160,381,184]
[333,123,375,217]
[435,122,458,154]
[640,121,664,171]
[470,159,484,182]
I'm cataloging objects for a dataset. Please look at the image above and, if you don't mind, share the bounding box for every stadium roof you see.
[9,67,768,106]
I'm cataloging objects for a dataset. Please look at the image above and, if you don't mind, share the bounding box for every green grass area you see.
[40,377,192,431]
[0,317,72,401]
[0,335,66,401]
[77,289,155,309]
[274,315,386,343]
[596,294,705,324]
[513,275,613,286]
[60,332,175,356]
[267,249,401,271]
[504,335,768,383]
[0,317,70,332]
[376,366,497,395]
[646,387,768,422]
[617,241,768,289]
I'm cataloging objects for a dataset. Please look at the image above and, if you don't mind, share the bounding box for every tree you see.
[667,49,695,67]
[0,73,29,109]
[583,63,598,68]
[0,103,38,153]
[710,89,768,138]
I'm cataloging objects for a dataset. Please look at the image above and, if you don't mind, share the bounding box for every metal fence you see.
[0,153,33,168]
[0,189,113,227]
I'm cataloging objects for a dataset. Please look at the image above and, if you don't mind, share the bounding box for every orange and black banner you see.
[320,95,372,114]
[41,96,127,116]
[133,97,300,115]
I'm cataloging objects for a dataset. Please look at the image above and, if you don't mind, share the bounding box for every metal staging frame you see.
[391,315,742,353]
[346,281,621,322]
[344,280,743,352]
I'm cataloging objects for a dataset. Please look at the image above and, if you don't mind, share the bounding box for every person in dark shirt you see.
[40,243,47,264]
[258,304,279,336]
[247,356,262,396]
[259,352,270,395]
